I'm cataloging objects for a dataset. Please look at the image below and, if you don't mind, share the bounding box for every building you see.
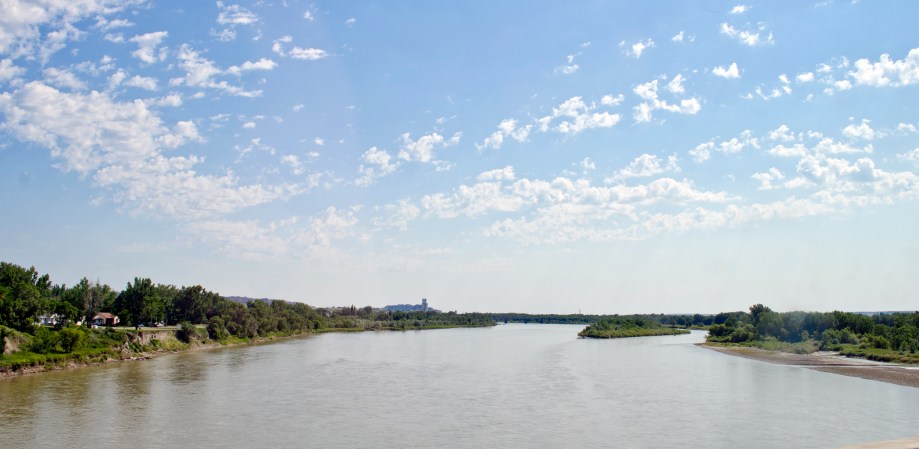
[92,312,119,326]
[421,298,428,312]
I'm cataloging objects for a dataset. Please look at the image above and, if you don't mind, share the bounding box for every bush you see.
[176,321,197,343]
[206,317,229,340]
[29,327,58,354]
[0,327,6,355]
[58,327,85,352]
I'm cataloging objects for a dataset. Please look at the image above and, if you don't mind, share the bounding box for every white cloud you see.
[303,11,315,22]
[398,131,461,165]
[0,0,137,59]
[897,148,919,167]
[720,23,773,47]
[478,166,516,182]
[187,207,355,260]
[601,94,624,106]
[752,167,785,190]
[612,154,680,180]
[842,119,875,141]
[123,74,158,90]
[767,124,797,142]
[730,4,751,14]
[477,118,532,150]
[356,146,399,186]
[129,31,168,64]
[289,47,328,60]
[170,44,262,97]
[227,58,278,75]
[671,31,685,42]
[834,79,853,91]
[280,154,304,175]
[796,72,815,83]
[0,58,24,83]
[536,96,622,135]
[897,123,917,134]
[667,74,686,94]
[346,18,357,27]
[712,62,740,79]
[623,39,655,59]
[849,48,919,87]
[690,130,758,162]
[42,67,86,90]
[0,81,305,220]
[373,200,419,231]
[632,77,702,123]
[216,2,258,26]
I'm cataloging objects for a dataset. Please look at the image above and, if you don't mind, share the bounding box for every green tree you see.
[116,277,162,326]
[58,327,85,352]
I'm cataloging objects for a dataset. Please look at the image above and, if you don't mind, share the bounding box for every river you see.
[1,324,917,448]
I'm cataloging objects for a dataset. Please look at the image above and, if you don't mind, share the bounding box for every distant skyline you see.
[2,1,918,314]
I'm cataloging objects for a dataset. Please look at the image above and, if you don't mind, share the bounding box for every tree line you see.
[0,261,494,348]
[707,304,919,355]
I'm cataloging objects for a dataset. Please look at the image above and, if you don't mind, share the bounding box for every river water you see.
[1,324,917,448]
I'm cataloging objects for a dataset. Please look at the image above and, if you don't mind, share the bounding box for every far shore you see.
[699,343,919,389]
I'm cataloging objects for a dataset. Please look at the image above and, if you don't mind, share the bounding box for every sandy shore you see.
[699,343,919,389]
[834,437,919,449]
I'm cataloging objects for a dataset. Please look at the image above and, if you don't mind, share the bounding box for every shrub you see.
[176,321,197,343]
[206,317,229,340]
[58,327,85,352]
[29,327,58,354]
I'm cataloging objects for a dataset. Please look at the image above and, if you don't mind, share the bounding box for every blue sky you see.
[2,1,918,314]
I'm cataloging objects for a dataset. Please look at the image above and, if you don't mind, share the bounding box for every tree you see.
[0,262,52,332]
[116,277,163,326]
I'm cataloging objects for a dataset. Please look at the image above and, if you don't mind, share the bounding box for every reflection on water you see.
[1,325,918,449]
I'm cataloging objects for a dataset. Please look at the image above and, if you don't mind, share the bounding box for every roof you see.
[94,312,117,319]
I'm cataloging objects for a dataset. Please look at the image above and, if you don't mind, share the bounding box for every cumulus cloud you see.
[478,166,516,182]
[849,48,919,87]
[612,154,680,180]
[536,96,622,135]
[397,131,461,166]
[0,0,138,59]
[752,167,785,190]
[356,146,399,186]
[477,119,532,150]
[622,39,655,59]
[272,35,328,60]
[129,31,168,64]
[842,119,876,141]
[632,76,702,123]
[0,58,24,83]
[690,130,758,162]
[187,207,356,260]
[0,81,306,220]
[796,72,815,83]
[720,23,773,47]
[216,2,258,26]
[169,44,263,97]
[227,58,278,75]
[730,4,751,14]
[712,62,740,79]
[290,47,328,60]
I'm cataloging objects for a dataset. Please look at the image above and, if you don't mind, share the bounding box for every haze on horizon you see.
[1,1,917,315]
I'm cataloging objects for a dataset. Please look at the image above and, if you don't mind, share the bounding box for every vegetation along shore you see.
[0,261,494,378]
[702,304,919,388]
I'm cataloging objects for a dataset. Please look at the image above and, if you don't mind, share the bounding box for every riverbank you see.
[700,343,919,389]
[835,437,919,449]
[1,324,495,380]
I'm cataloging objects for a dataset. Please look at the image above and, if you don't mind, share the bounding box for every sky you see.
[1,1,918,314]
